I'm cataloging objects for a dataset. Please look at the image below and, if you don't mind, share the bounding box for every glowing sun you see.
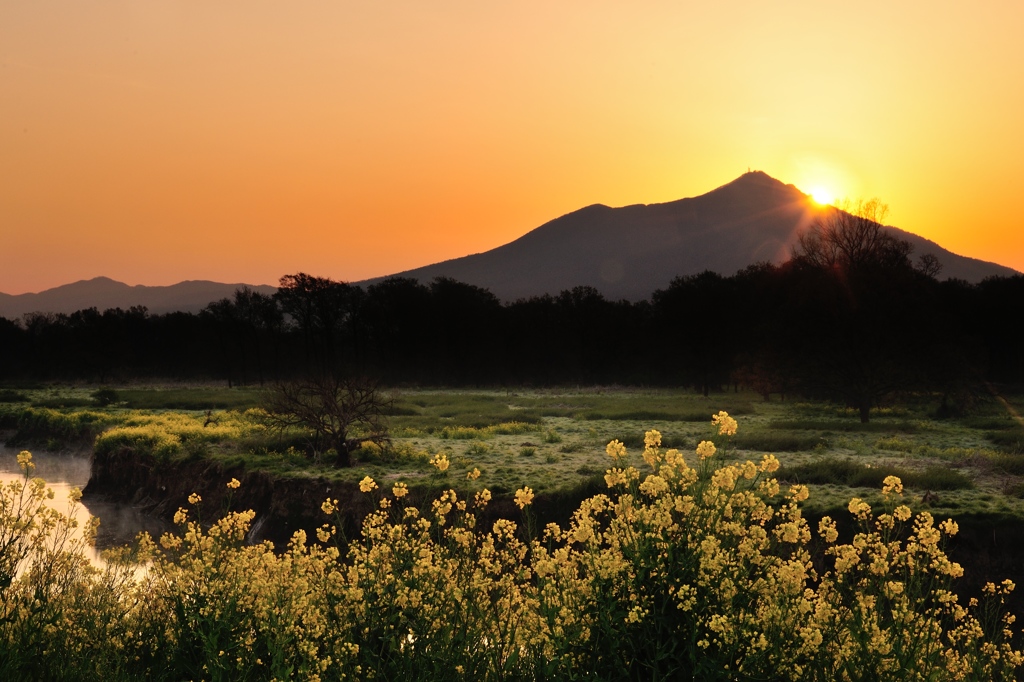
[809,186,835,205]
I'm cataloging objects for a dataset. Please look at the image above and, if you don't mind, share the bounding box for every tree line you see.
[2,206,1022,419]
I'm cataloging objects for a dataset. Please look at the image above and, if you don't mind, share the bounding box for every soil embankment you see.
[82,445,596,548]
[84,445,1024,613]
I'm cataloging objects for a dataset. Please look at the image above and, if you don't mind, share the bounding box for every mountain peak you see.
[362,174,1017,300]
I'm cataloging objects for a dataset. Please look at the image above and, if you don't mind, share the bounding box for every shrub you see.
[90,388,119,407]
[778,459,973,491]
[989,428,1024,455]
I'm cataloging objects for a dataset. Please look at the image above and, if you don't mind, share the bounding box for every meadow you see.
[4,384,1023,522]
[2,385,1024,679]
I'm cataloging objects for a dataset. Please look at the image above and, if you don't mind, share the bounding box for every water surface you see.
[0,446,168,567]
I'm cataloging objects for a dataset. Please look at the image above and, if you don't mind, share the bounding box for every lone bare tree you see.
[796,199,942,277]
[262,374,392,467]
[790,199,946,422]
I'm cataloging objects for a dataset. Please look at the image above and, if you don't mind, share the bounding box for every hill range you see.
[2,172,1017,318]
[361,172,1019,301]
[0,278,276,320]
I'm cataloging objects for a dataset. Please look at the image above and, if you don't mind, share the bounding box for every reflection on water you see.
[0,446,169,567]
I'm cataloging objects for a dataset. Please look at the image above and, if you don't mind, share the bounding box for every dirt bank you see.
[83,445,1024,614]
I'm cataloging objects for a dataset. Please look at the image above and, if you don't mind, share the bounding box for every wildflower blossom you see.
[226,478,241,489]
[712,410,738,436]
[392,482,409,499]
[17,450,34,473]
[606,439,627,461]
[514,487,535,509]
[696,440,716,460]
[188,492,202,505]
[819,516,839,543]
[430,453,451,472]
[848,497,871,520]
[638,475,669,497]
[882,475,903,496]
[466,467,481,481]
[359,476,378,493]
[605,468,628,488]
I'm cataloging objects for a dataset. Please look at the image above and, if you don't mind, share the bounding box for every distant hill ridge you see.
[0,278,277,319]
[2,172,1017,317]
[361,171,1018,300]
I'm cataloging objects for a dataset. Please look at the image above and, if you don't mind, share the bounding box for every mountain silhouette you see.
[0,278,276,320]
[3,173,1017,318]
[362,172,1019,300]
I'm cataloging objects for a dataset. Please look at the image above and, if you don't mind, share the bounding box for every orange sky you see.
[2,1,1022,295]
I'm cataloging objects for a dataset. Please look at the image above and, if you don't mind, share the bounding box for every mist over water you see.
[0,446,168,565]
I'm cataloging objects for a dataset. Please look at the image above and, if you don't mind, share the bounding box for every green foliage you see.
[770,419,920,433]
[875,436,916,452]
[6,407,116,447]
[116,387,262,410]
[0,390,28,404]
[988,428,1024,455]
[542,429,562,444]
[729,431,827,452]
[90,388,119,406]
[779,458,974,491]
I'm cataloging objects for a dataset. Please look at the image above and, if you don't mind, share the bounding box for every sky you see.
[2,1,1023,295]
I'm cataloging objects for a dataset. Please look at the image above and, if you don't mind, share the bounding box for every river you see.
[0,445,169,567]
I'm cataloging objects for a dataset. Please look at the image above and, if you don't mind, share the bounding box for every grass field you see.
[4,383,1024,521]
[4,384,1024,680]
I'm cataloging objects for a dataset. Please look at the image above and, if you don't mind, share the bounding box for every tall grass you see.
[779,458,974,491]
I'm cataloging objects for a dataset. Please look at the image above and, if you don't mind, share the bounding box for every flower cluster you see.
[1,414,1021,681]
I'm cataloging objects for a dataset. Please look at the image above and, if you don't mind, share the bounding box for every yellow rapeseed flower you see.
[606,439,627,461]
[848,497,871,520]
[882,475,903,496]
[430,453,451,472]
[392,482,409,499]
[696,440,716,460]
[759,453,780,473]
[819,516,839,543]
[605,468,628,488]
[188,492,202,505]
[712,411,738,436]
[359,476,378,493]
[226,478,241,489]
[17,450,34,473]
[466,468,481,481]
[514,487,534,509]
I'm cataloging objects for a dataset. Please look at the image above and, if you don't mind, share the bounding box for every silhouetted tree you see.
[653,271,739,396]
[789,200,947,421]
[261,374,393,467]
[275,273,359,372]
